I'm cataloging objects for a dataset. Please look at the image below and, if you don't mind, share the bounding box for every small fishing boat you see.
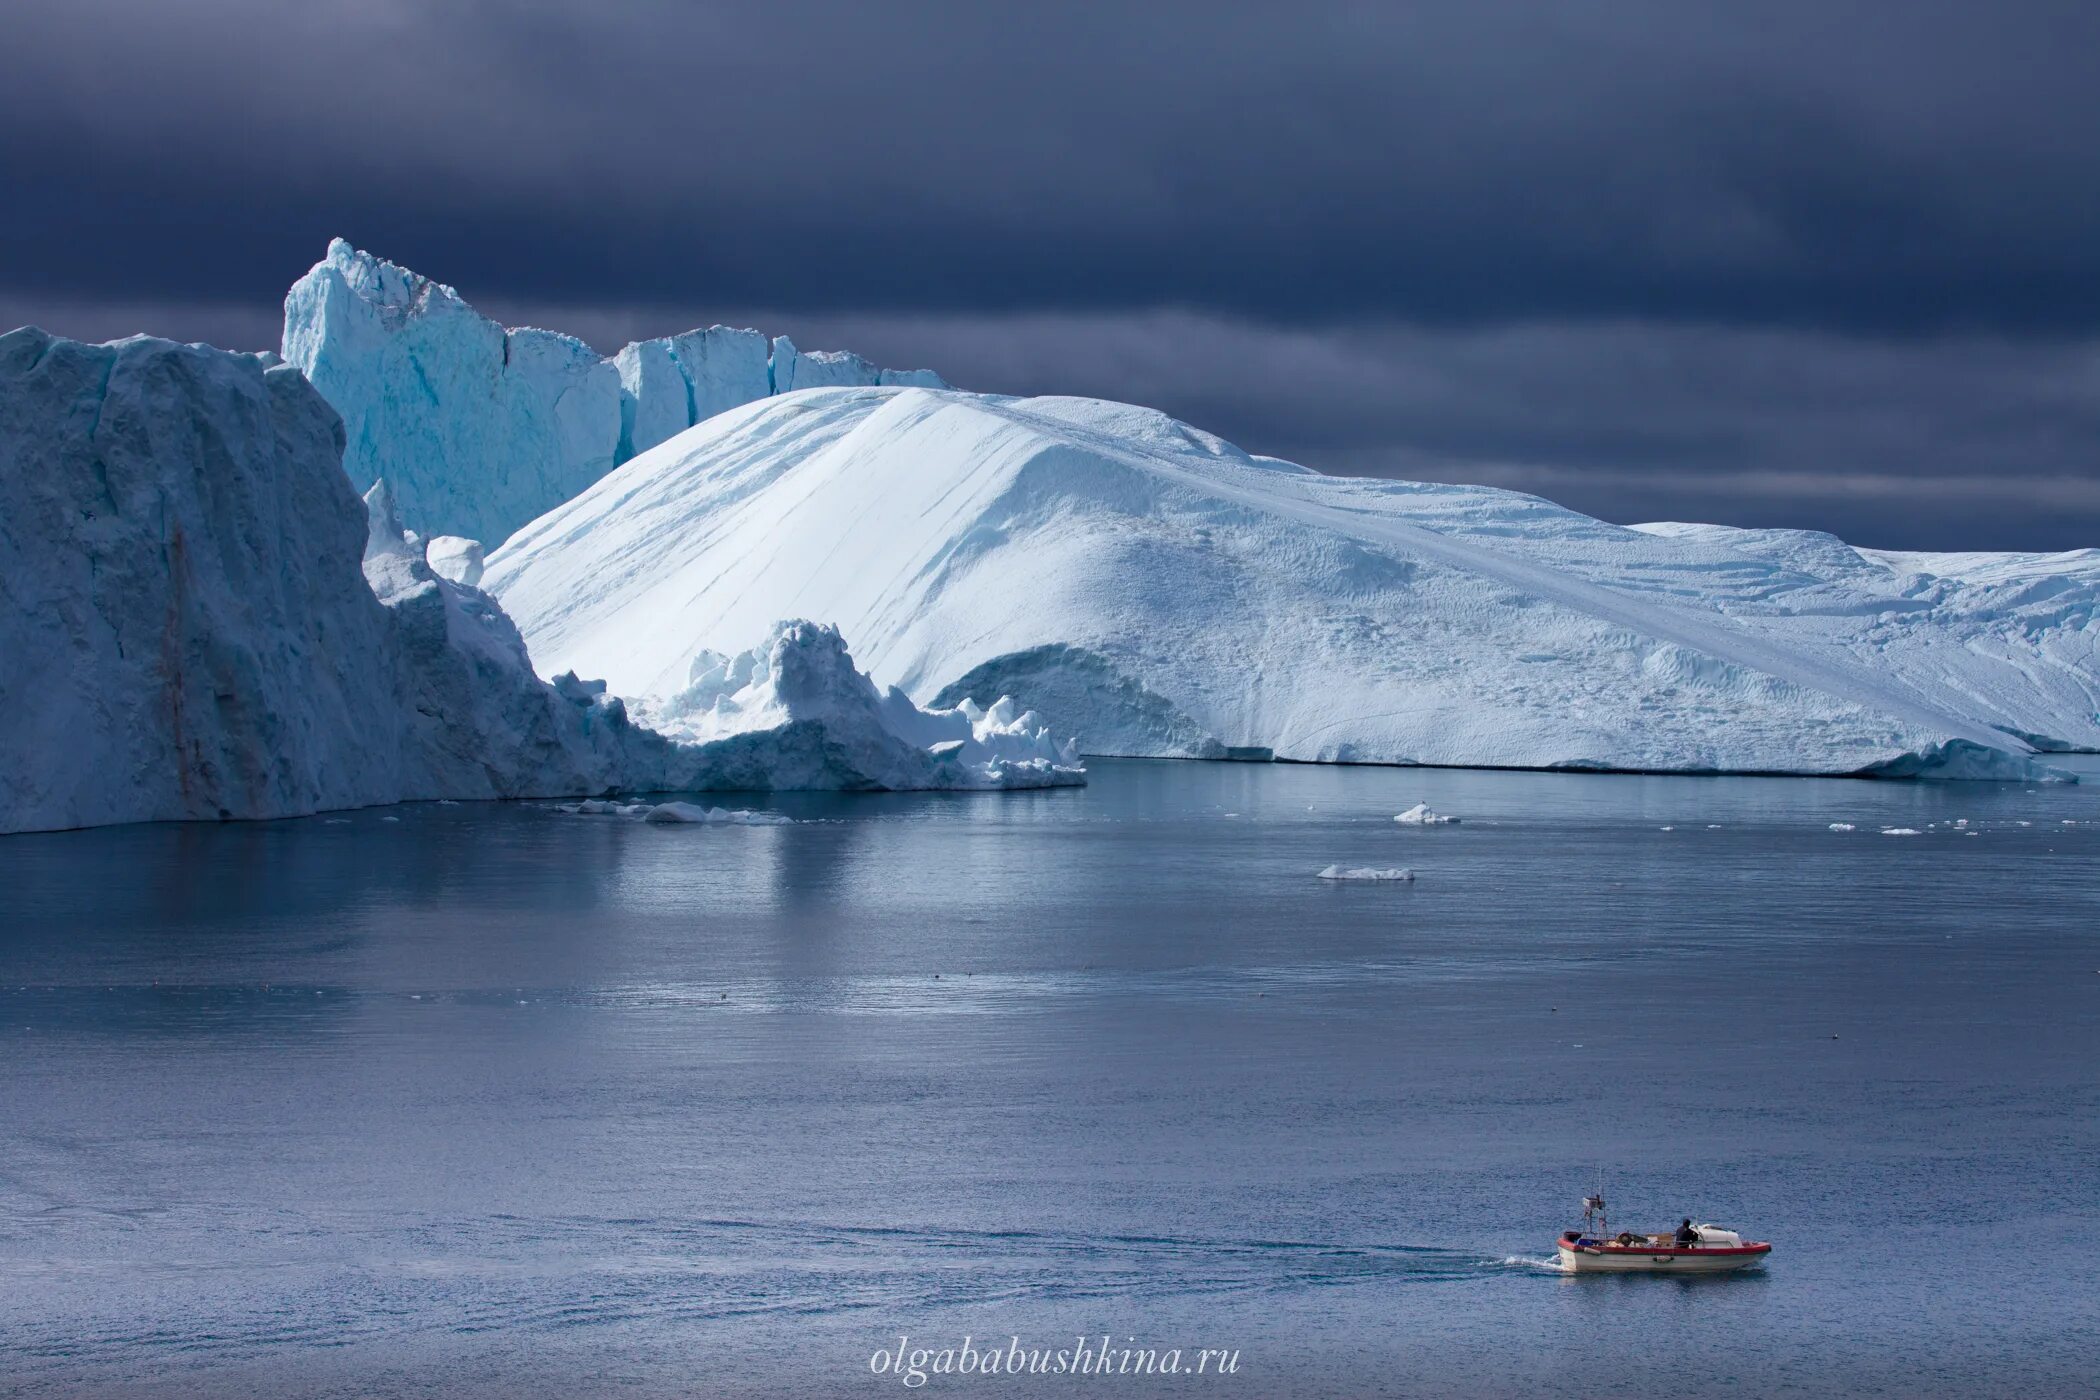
[1556,1193,1770,1274]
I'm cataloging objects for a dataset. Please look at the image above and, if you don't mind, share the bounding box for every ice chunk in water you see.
[1318,864,1416,882]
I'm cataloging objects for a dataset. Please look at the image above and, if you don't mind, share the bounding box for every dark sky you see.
[4,0,2096,549]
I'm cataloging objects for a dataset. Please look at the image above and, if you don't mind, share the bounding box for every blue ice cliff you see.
[282,240,946,545]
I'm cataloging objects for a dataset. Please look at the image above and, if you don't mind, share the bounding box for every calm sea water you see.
[2,758,2096,1399]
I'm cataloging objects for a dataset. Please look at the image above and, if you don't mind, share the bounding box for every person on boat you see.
[1674,1218,1698,1248]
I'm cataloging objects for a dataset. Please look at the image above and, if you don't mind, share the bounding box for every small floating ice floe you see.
[1318,864,1416,882]
[1828,822,1856,832]
[1394,803,1458,825]
[642,802,793,825]
[1880,827,1922,836]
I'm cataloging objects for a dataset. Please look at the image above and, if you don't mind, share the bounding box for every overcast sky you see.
[4,0,2096,548]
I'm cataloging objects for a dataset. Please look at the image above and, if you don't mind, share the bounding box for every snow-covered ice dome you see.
[482,386,2089,782]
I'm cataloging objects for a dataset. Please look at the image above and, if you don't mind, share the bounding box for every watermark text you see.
[870,1335,1240,1387]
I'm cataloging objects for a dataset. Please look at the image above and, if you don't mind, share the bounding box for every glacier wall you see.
[282,240,947,545]
[0,325,696,833]
[1,327,414,830]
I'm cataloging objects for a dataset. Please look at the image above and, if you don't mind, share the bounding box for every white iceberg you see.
[283,240,945,544]
[1828,822,1857,831]
[642,618,1083,792]
[640,803,793,825]
[481,387,2086,784]
[1317,865,1416,882]
[1394,803,1459,825]
[1881,828,1923,836]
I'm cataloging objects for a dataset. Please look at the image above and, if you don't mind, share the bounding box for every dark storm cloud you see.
[5,0,2099,330]
[2,0,2096,548]
[472,299,2100,550]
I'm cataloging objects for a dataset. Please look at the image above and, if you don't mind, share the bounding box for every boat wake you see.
[1,1207,1564,1383]
[1500,1253,1568,1272]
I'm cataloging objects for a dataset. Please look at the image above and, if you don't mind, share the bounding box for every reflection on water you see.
[1,759,2096,1398]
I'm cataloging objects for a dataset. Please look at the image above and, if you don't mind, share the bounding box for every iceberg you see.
[639,803,794,825]
[483,387,2089,783]
[367,494,1081,797]
[642,618,1083,791]
[1317,865,1416,881]
[282,241,946,544]
[1,327,411,833]
[0,330,1072,836]
[1395,803,1459,825]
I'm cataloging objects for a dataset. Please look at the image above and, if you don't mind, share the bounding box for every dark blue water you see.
[2,759,2096,1398]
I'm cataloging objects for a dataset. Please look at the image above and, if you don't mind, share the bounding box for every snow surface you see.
[1395,803,1459,825]
[0,332,1070,835]
[282,241,946,544]
[483,387,2090,782]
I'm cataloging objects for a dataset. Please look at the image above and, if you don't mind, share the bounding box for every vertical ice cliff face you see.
[767,336,950,393]
[282,241,622,546]
[0,327,411,830]
[0,327,686,833]
[772,337,875,392]
[282,241,947,544]
[613,326,774,463]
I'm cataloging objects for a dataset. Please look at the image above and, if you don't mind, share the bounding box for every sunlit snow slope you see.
[484,388,2096,779]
